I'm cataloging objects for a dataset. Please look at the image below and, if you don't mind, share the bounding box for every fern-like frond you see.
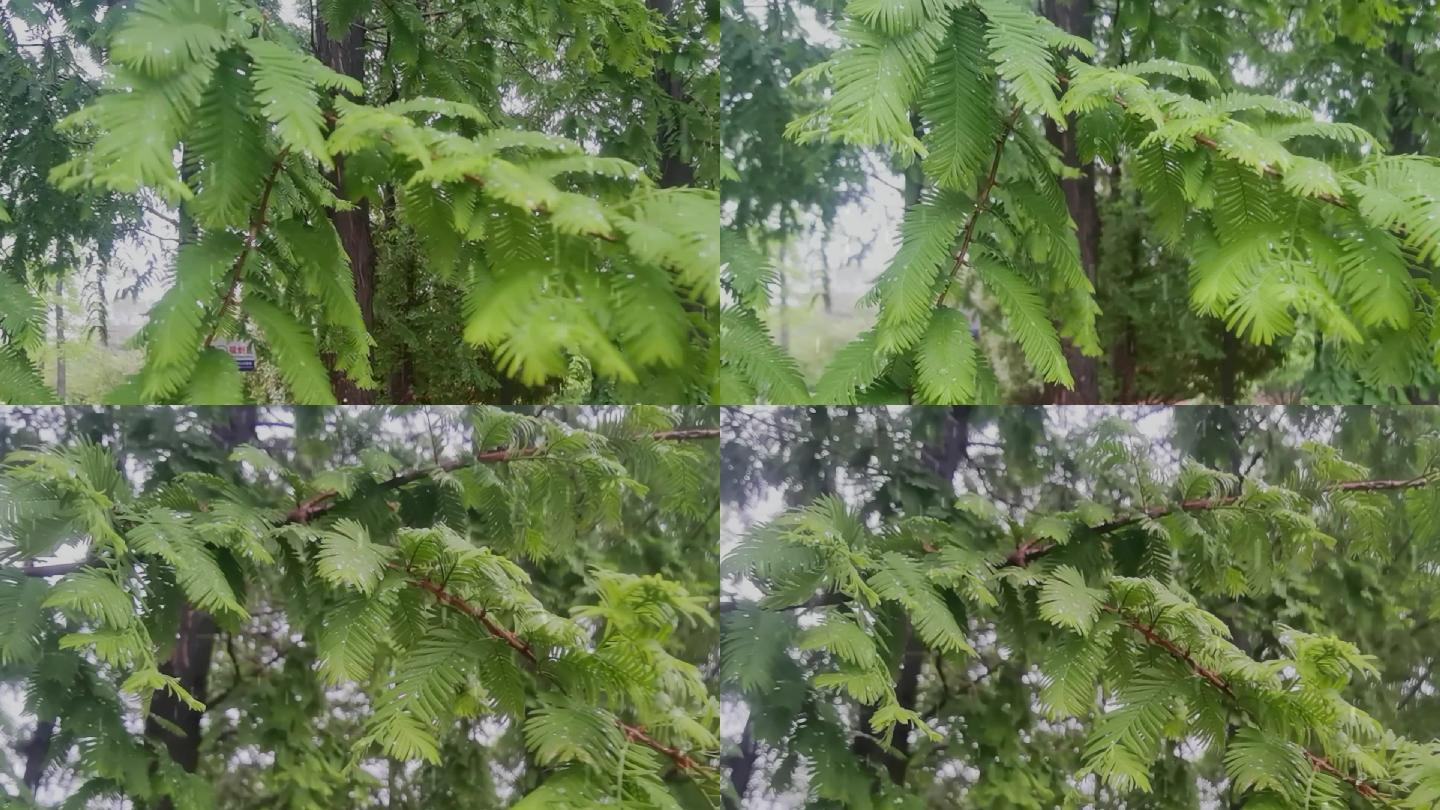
[871,189,971,353]
[971,248,1071,387]
[316,519,393,593]
[922,8,1000,191]
[108,0,231,77]
[976,0,1064,123]
[242,295,339,405]
[825,19,946,155]
[0,346,59,405]
[190,49,270,228]
[1335,225,1413,330]
[846,0,960,33]
[138,234,243,400]
[869,551,975,655]
[1037,566,1106,633]
[243,38,360,166]
[813,330,891,404]
[914,308,979,403]
[719,308,810,404]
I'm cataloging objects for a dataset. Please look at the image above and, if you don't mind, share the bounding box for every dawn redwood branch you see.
[394,563,708,775]
[1304,750,1391,803]
[764,472,1440,607]
[1003,473,1440,568]
[284,427,719,523]
[203,149,290,349]
[21,560,92,577]
[1106,607,1234,699]
[403,567,537,663]
[1099,89,1349,210]
[618,722,702,772]
[18,428,718,572]
[1114,608,1393,806]
[933,106,1023,308]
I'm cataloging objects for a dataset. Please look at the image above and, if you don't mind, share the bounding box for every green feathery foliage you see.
[723,407,1440,806]
[783,0,1440,403]
[0,406,719,807]
[718,230,809,404]
[0,0,719,405]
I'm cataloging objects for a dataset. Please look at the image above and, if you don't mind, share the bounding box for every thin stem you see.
[394,563,708,775]
[202,149,290,348]
[933,105,1023,308]
[1114,608,1394,806]
[282,427,718,524]
[1004,472,1440,567]
[1102,91,1351,209]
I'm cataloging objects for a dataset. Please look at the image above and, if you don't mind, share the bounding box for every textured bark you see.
[315,17,377,404]
[646,0,696,188]
[143,604,219,778]
[143,408,256,807]
[1041,0,1101,404]
[1220,328,1238,404]
[886,626,927,783]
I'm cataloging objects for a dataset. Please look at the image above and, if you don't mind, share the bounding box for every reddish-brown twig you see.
[393,564,709,776]
[1113,608,1392,804]
[934,106,1023,308]
[203,149,290,348]
[283,427,719,525]
[1002,474,1437,568]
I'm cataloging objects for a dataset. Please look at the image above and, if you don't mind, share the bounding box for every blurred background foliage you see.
[722,405,1440,806]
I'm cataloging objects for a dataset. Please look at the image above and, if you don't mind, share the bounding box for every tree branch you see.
[284,427,718,524]
[202,149,290,349]
[933,106,1023,308]
[1003,473,1440,568]
[402,567,537,663]
[1115,608,1393,805]
[21,560,92,577]
[393,563,708,775]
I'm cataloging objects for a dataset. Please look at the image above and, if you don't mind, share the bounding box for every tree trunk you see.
[722,725,757,808]
[853,407,970,786]
[1386,36,1419,155]
[143,408,257,806]
[314,15,377,404]
[1041,0,1101,404]
[95,260,110,347]
[143,604,218,780]
[1219,328,1238,404]
[21,717,55,793]
[53,277,65,399]
[645,0,696,188]
[885,626,926,783]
